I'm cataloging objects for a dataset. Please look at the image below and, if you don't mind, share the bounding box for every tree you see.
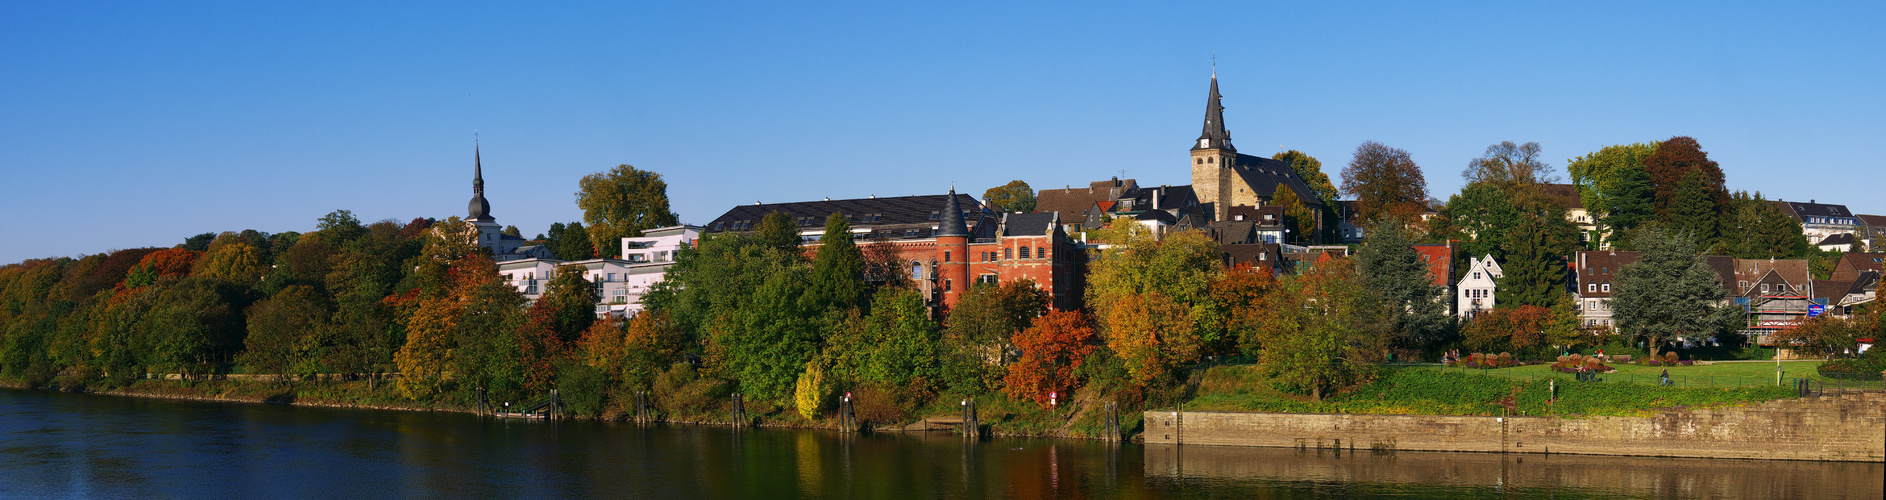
[945,279,1049,366]
[809,213,866,313]
[1721,192,1808,259]
[1210,263,1279,356]
[1085,230,1222,353]
[1461,305,1552,353]
[1566,142,1658,224]
[1604,164,1656,234]
[1772,314,1871,358]
[1611,225,1729,348]
[182,232,217,252]
[241,285,330,381]
[1643,137,1727,219]
[316,209,365,243]
[860,237,912,290]
[1256,258,1370,400]
[576,164,679,258]
[1438,182,1521,260]
[1272,184,1314,242]
[1463,141,1557,187]
[1496,212,1574,309]
[982,180,1036,213]
[1667,170,1722,246]
[554,221,597,260]
[1003,310,1097,406]
[193,235,267,285]
[1273,150,1338,204]
[1340,141,1429,223]
[536,264,598,344]
[1104,291,1195,387]
[754,211,800,253]
[502,225,522,238]
[1353,219,1449,350]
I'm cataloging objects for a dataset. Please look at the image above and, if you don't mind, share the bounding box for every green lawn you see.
[1182,365,1800,417]
[1427,360,1880,389]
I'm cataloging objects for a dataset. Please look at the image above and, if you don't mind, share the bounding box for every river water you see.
[2,388,1880,499]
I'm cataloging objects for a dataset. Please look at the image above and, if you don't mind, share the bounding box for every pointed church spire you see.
[468,141,494,221]
[936,187,970,237]
[1194,72,1234,152]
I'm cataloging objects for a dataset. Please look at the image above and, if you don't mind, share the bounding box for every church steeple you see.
[467,142,494,221]
[1193,72,1233,152]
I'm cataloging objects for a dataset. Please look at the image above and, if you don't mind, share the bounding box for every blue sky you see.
[3,1,1881,264]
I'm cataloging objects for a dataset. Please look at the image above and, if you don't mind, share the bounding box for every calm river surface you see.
[2,388,1880,499]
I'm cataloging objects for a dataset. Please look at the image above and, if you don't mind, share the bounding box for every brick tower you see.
[1190,71,1238,222]
[936,187,972,308]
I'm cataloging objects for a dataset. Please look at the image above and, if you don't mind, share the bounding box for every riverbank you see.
[1146,391,1886,462]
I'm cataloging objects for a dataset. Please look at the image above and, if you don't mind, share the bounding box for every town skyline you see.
[4,2,1882,265]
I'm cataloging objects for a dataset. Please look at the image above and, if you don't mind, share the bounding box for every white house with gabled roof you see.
[1457,254,1502,318]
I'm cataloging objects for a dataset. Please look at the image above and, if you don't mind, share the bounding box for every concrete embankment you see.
[1143,392,1886,462]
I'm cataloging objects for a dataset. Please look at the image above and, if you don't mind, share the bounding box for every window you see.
[978,274,998,284]
[1020,247,1030,259]
[1004,248,1012,260]
[1588,284,1597,293]
[1037,247,1045,259]
[1601,284,1610,292]
[606,273,616,282]
[1234,214,1245,221]
[944,251,951,263]
[929,211,940,220]
[945,279,952,292]
[911,262,923,280]
[1473,272,1481,280]
[1739,280,1748,290]
[1761,284,1770,293]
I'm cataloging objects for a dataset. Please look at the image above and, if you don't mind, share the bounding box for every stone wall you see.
[1143,391,1886,462]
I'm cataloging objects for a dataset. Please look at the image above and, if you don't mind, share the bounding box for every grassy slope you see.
[1184,364,1799,418]
[1433,360,1852,387]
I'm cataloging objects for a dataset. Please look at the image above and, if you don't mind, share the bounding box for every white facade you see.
[1456,254,1502,318]
[496,225,701,318]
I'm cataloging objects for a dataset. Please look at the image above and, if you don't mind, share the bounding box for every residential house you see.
[1832,253,1885,282]
[1574,250,1640,329]
[1542,183,1605,248]
[1457,254,1502,318]
[1776,200,1861,250]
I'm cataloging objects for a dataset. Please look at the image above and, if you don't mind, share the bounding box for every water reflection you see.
[1,389,1878,499]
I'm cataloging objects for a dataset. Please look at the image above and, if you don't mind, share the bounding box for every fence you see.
[1436,365,1886,391]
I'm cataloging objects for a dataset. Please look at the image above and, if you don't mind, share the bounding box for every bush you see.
[654,363,729,417]
[557,362,606,418]
[851,384,911,423]
[1445,352,1520,369]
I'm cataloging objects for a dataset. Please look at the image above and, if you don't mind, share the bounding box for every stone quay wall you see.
[1142,391,1886,462]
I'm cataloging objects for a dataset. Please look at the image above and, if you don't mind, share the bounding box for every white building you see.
[1457,254,1502,318]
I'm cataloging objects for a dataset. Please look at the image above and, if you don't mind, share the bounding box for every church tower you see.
[466,143,504,250]
[1190,72,1239,222]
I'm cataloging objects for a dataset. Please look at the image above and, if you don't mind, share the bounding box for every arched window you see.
[1019,247,1030,259]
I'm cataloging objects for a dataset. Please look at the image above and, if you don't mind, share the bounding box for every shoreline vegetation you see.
[6,160,1879,455]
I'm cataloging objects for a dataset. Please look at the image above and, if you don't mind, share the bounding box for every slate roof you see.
[1833,253,1885,282]
[1000,212,1060,237]
[1230,154,1322,208]
[704,193,985,236]
[1818,233,1857,247]
[1206,221,1259,245]
[1127,185,1198,212]
[1776,200,1856,221]
[1194,74,1233,152]
[1859,215,1886,231]
[1576,251,1641,298]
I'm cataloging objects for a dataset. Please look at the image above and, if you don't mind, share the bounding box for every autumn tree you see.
[1104,291,1196,387]
[1003,310,1097,406]
[944,279,1049,367]
[983,180,1037,213]
[1256,258,1371,400]
[1461,305,1552,354]
[315,210,366,243]
[1209,263,1279,356]
[1772,314,1872,358]
[193,233,267,285]
[1085,230,1223,354]
[1643,137,1728,220]
[1463,141,1557,188]
[1340,141,1429,223]
[576,164,679,258]
[860,236,912,290]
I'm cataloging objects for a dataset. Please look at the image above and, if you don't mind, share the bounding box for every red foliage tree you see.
[1340,141,1430,223]
[1643,136,1728,217]
[1003,309,1098,406]
[1462,305,1554,353]
[1210,263,1279,356]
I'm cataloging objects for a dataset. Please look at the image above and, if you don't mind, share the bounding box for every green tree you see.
[1495,212,1573,309]
[1340,141,1430,223]
[754,211,801,253]
[538,264,598,344]
[1721,192,1809,259]
[1667,170,1721,246]
[1644,137,1727,219]
[1566,142,1658,223]
[1604,163,1656,234]
[241,285,330,380]
[1257,258,1370,400]
[502,225,522,238]
[555,221,597,260]
[1611,225,1729,348]
[944,279,1049,367]
[809,213,867,312]
[982,180,1037,213]
[1438,182,1521,260]
[576,165,679,258]
[1273,150,1338,204]
[1272,184,1314,243]
[182,232,217,252]
[1353,218,1449,349]
[316,209,365,243]
[1085,230,1223,348]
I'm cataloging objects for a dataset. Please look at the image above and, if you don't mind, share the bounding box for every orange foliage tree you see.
[1103,291,1196,388]
[1003,309,1097,406]
[1209,263,1278,357]
[1461,305,1553,353]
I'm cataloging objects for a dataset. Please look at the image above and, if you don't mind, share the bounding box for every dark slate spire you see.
[936,186,970,237]
[468,142,493,221]
[1193,71,1234,152]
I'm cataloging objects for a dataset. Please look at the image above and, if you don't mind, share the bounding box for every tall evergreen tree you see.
[1495,212,1569,309]
[809,213,867,312]
[1611,225,1729,348]
[1353,218,1449,349]
[1667,171,1721,247]
[1604,164,1655,234]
